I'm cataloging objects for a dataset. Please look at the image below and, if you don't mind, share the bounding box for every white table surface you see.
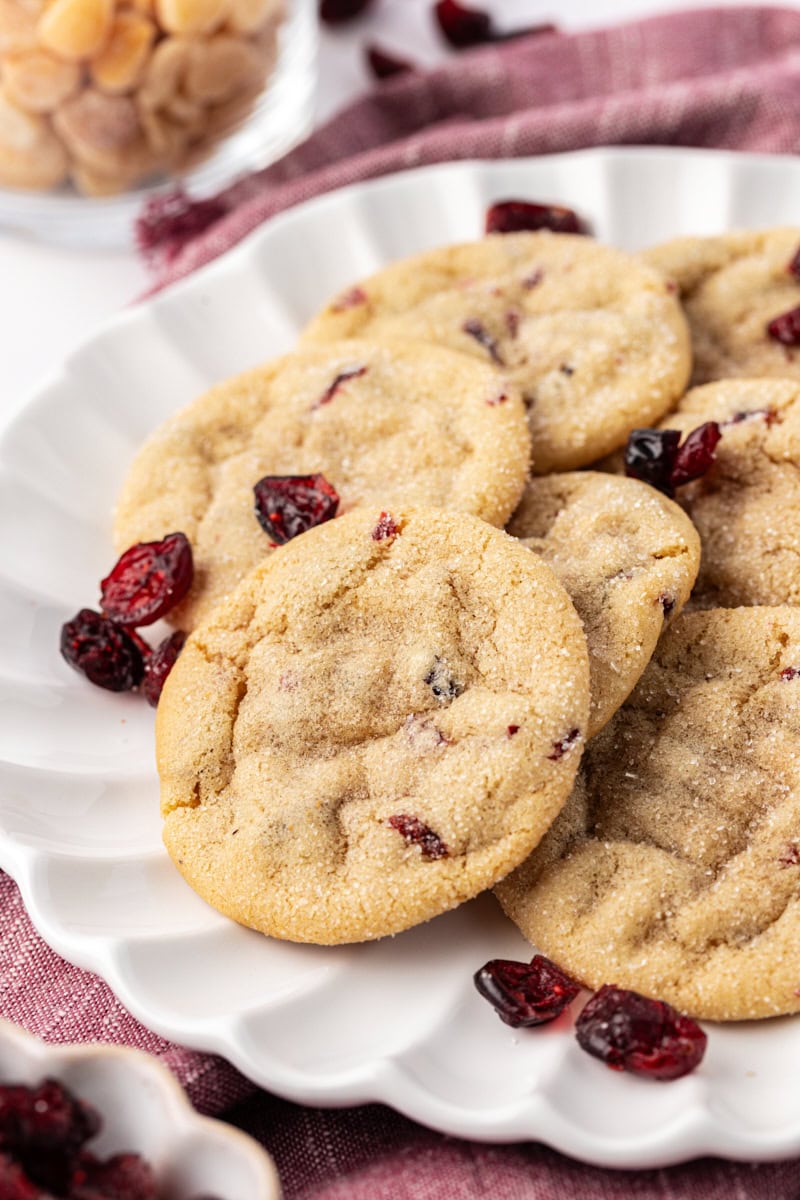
[0,0,766,427]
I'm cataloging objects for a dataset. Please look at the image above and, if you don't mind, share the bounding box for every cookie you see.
[642,228,800,385]
[113,339,531,630]
[156,505,591,945]
[302,232,692,475]
[650,378,800,608]
[496,607,800,1021]
[507,472,700,737]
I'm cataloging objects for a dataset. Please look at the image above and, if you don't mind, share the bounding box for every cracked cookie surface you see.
[156,506,590,945]
[652,378,800,608]
[114,339,530,630]
[496,607,800,1020]
[643,228,800,385]
[302,233,691,474]
[508,472,700,737]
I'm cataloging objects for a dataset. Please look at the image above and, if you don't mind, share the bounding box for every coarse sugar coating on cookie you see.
[508,472,700,738]
[651,378,800,608]
[302,232,692,474]
[113,339,531,630]
[496,607,800,1021]
[642,228,800,385]
[156,506,590,945]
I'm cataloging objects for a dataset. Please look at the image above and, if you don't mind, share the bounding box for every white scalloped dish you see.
[3,147,800,1170]
[0,1018,280,1197]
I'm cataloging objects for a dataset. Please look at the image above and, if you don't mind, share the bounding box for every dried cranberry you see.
[548,728,580,761]
[670,421,722,489]
[722,408,779,428]
[485,200,587,236]
[434,0,556,47]
[424,656,463,702]
[462,318,504,365]
[507,724,519,736]
[69,1151,158,1200]
[253,473,339,544]
[371,511,399,541]
[100,533,193,627]
[474,955,581,1027]
[388,814,449,859]
[767,305,800,346]
[366,43,414,79]
[781,666,800,681]
[624,423,720,498]
[575,985,707,1080]
[0,1079,99,1156]
[314,364,368,409]
[331,286,367,311]
[60,609,146,692]
[0,1154,39,1200]
[789,245,800,280]
[319,0,372,23]
[143,630,186,707]
[135,189,227,264]
[624,428,681,494]
[779,844,800,867]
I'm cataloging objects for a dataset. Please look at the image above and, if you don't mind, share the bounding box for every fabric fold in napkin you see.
[140,4,800,289]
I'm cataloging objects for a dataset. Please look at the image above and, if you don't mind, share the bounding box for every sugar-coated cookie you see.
[157,506,590,945]
[114,339,531,629]
[497,607,800,1020]
[643,228,800,385]
[303,233,691,474]
[508,472,700,737]
[654,378,800,608]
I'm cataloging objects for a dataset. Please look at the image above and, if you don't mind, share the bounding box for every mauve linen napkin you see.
[6,6,800,1197]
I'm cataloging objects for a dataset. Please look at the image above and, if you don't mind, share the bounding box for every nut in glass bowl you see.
[0,1017,281,1198]
[0,0,315,242]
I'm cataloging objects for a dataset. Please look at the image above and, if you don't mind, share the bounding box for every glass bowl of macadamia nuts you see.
[0,0,316,244]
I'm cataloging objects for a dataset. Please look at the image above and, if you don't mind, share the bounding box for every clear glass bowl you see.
[0,0,317,247]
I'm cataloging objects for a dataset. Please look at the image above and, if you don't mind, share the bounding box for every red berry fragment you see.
[135,189,227,264]
[548,727,580,761]
[0,1154,40,1200]
[789,244,800,279]
[253,473,340,544]
[434,0,556,47]
[670,421,722,489]
[366,43,414,79]
[371,511,399,541]
[332,285,367,312]
[60,609,146,692]
[143,630,186,707]
[781,666,800,681]
[722,407,779,428]
[624,423,721,498]
[314,364,368,409]
[767,304,800,346]
[486,200,587,236]
[779,843,800,867]
[474,955,581,1027]
[69,1151,157,1200]
[575,984,707,1080]
[462,318,504,365]
[100,533,193,627]
[507,724,519,736]
[319,0,372,23]
[388,814,449,859]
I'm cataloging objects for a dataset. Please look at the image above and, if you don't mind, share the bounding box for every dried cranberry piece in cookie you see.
[100,533,193,627]
[319,0,372,23]
[485,200,587,236]
[60,609,146,692]
[253,474,340,544]
[575,985,707,1080]
[388,814,449,860]
[670,421,722,489]
[474,955,580,1027]
[767,304,800,346]
[143,630,186,708]
[366,43,414,79]
[624,428,681,494]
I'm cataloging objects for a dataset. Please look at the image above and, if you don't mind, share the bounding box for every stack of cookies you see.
[115,222,800,1026]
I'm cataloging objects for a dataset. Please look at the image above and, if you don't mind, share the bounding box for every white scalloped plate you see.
[3,147,800,1170]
